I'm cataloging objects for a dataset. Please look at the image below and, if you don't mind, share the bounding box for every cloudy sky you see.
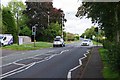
[1,0,95,35]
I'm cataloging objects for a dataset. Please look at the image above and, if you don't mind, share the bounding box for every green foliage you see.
[74,35,79,41]
[2,6,18,43]
[0,8,2,33]
[8,0,29,36]
[103,40,120,75]
[20,26,31,36]
[99,48,120,79]
[43,22,61,42]
[3,42,52,50]
[77,2,120,74]
[76,2,120,42]
[24,2,64,41]
[81,26,96,39]
[8,0,28,26]
[66,32,75,41]
[81,26,104,43]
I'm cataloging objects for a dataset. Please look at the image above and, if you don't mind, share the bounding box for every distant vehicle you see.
[81,39,92,46]
[0,34,13,46]
[53,37,65,47]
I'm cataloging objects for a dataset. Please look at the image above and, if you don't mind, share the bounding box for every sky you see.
[1,0,95,35]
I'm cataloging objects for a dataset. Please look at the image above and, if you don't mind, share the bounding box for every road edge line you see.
[67,50,90,80]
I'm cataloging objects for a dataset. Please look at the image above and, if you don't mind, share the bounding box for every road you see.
[0,42,93,79]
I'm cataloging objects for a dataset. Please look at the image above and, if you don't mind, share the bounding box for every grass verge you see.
[99,48,119,79]
[2,42,52,51]
[92,40,102,45]
[65,40,80,44]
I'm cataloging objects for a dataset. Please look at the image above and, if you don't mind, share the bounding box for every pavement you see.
[80,46,104,80]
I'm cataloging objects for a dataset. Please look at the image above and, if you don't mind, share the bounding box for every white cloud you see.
[53,0,94,35]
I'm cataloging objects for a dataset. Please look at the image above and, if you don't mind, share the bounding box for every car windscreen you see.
[83,40,89,42]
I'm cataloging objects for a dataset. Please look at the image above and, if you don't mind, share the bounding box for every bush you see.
[103,40,120,74]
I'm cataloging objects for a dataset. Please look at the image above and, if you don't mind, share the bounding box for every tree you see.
[2,7,17,43]
[76,2,120,42]
[43,22,61,42]
[8,0,28,27]
[24,1,65,41]
[66,32,75,41]
[8,0,29,37]
[81,26,96,39]
[76,2,120,74]
[19,26,31,36]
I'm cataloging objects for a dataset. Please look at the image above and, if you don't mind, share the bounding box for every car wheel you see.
[53,45,55,47]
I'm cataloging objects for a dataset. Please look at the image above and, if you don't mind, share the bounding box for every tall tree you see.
[76,2,120,42]
[76,2,120,74]
[8,0,29,37]
[8,0,28,27]
[24,1,65,41]
[2,7,17,43]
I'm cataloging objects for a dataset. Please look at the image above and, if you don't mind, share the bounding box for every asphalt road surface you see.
[0,42,93,79]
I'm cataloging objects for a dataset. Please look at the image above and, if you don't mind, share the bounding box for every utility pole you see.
[61,12,65,38]
[95,27,99,46]
[17,7,19,45]
[14,2,19,45]
[48,11,50,27]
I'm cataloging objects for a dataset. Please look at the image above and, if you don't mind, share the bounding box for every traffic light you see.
[32,26,36,35]
[32,26,36,32]
[95,27,98,32]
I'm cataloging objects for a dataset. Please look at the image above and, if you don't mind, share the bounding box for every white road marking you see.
[13,62,25,66]
[1,63,35,79]
[32,57,43,59]
[67,50,90,80]
[1,49,70,79]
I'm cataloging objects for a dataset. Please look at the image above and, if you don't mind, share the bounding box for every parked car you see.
[0,34,13,46]
[81,39,92,46]
[53,37,65,47]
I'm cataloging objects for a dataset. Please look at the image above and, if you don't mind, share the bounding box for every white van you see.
[0,34,13,46]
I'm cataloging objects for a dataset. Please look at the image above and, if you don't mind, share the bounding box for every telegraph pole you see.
[48,11,50,27]
[95,27,99,46]
[61,12,65,38]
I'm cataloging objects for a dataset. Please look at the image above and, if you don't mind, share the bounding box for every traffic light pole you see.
[34,34,35,47]
[32,26,36,47]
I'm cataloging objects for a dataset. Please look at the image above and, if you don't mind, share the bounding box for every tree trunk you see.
[117,31,120,43]
[115,5,119,43]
